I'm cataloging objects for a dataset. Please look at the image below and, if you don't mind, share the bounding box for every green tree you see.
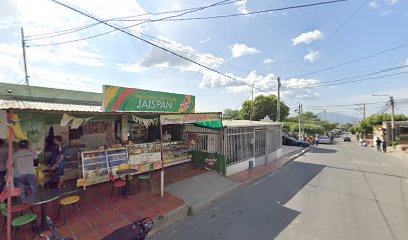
[223,108,240,120]
[239,95,289,121]
[358,114,408,134]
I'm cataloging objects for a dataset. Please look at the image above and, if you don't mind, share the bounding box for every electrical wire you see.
[285,71,408,89]
[316,0,369,50]
[49,0,272,94]
[288,43,408,79]
[28,0,234,47]
[26,0,240,40]
[235,94,252,109]
[149,0,349,22]
[29,0,348,47]
[284,65,408,89]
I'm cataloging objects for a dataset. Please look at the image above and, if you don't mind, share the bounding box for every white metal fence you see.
[224,125,281,166]
[184,124,222,153]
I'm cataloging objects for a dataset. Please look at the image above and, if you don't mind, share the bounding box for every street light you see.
[372,94,395,142]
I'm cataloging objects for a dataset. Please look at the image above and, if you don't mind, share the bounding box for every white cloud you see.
[292,30,324,46]
[119,35,224,73]
[385,0,399,5]
[199,70,321,100]
[234,0,249,14]
[117,63,144,73]
[231,43,259,58]
[0,0,147,87]
[263,58,275,64]
[304,50,320,63]
[405,58,408,66]
[369,1,380,9]
[380,10,391,16]
[200,38,211,44]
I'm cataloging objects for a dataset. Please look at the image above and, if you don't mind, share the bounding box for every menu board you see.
[127,143,161,172]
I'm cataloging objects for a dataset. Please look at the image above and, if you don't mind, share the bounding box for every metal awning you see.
[0,99,102,112]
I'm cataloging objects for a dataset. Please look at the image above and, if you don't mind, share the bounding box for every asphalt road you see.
[152,139,408,240]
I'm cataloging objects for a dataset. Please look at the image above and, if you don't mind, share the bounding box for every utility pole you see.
[301,104,304,138]
[372,94,396,142]
[390,96,395,142]
[21,27,31,97]
[363,103,366,119]
[324,109,327,121]
[250,84,254,121]
[297,103,302,141]
[276,77,281,122]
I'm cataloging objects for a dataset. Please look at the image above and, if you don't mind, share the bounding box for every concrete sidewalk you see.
[165,171,240,212]
[228,146,309,184]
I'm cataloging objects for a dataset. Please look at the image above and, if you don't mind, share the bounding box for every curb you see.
[149,147,311,237]
[238,146,311,185]
[149,204,189,237]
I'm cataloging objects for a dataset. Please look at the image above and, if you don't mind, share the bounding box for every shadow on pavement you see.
[153,161,326,240]
[310,147,337,154]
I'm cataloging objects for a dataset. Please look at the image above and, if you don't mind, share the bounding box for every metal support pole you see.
[276,77,281,122]
[160,122,164,197]
[6,110,14,240]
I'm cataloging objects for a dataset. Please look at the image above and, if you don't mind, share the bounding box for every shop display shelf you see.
[164,159,191,167]
[107,153,128,157]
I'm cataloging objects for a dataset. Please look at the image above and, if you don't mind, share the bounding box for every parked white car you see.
[317,136,332,144]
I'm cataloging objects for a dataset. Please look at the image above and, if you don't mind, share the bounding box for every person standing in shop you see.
[163,130,172,142]
[13,140,38,198]
[0,138,8,192]
[51,136,66,189]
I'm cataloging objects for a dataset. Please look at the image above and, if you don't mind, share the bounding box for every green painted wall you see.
[0,82,101,105]
[191,151,227,176]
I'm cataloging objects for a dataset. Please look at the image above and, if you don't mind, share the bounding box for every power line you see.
[235,94,252,109]
[149,0,349,22]
[28,0,234,47]
[49,0,271,94]
[30,0,348,47]
[285,70,408,89]
[284,65,408,89]
[316,0,369,50]
[26,0,239,41]
[288,43,408,79]
[305,99,408,108]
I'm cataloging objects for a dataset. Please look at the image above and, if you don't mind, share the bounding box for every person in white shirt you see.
[163,130,172,142]
[13,140,38,199]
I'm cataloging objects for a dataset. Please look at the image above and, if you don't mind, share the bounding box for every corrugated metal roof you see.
[223,120,282,128]
[0,99,102,112]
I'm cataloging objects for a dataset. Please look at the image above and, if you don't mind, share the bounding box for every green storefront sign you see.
[103,85,195,113]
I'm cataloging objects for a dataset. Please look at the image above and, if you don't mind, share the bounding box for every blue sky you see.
[0,0,407,117]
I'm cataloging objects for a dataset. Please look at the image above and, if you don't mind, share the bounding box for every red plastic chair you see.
[109,172,126,202]
[0,188,31,214]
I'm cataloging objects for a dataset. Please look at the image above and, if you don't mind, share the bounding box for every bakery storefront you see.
[0,85,223,196]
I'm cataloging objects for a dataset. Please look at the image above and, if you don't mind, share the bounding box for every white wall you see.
[226,158,255,176]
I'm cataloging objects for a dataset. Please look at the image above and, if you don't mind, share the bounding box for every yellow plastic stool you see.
[56,196,83,225]
[60,196,80,205]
